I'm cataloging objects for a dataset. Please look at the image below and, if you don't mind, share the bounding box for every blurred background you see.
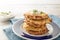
[0,0,60,40]
[0,0,60,18]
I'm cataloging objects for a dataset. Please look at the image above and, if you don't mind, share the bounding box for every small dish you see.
[0,11,15,22]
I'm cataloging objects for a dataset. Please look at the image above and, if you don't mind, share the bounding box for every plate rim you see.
[12,19,60,40]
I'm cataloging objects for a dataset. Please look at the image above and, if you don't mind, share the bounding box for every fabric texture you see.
[3,15,60,40]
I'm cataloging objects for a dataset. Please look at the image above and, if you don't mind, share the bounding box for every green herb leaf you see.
[33,10,38,12]
[40,11,44,14]
[33,10,38,14]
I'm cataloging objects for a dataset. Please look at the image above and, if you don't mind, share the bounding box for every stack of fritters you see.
[23,11,52,35]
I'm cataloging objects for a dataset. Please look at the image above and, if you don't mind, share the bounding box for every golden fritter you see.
[24,12,49,20]
[23,23,47,31]
[27,29,48,35]
[24,19,46,27]
[23,23,49,35]
[23,10,52,35]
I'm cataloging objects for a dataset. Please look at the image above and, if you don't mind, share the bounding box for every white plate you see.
[12,18,60,40]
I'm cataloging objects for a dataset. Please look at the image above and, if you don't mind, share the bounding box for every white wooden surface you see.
[0,0,60,17]
[0,0,60,40]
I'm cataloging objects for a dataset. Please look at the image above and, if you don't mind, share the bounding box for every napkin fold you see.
[3,15,60,40]
[3,18,25,40]
[3,27,25,40]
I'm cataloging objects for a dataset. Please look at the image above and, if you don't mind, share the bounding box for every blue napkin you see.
[3,18,25,40]
[3,15,60,40]
[49,15,60,40]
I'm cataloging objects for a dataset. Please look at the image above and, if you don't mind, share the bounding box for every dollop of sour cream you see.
[0,11,14,18]
[0,11,14,22]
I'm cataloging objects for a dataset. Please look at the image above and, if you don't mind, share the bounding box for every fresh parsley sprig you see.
[33,10,38,14]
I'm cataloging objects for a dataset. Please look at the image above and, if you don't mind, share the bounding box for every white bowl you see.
[0,13,14,22]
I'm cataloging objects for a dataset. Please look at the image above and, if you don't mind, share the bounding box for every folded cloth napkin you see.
[3,15,60,40]
[3,18,25,40]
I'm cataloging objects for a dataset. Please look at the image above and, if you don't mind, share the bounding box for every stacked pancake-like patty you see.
[23,11,52,35]
[23,23,48,35]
